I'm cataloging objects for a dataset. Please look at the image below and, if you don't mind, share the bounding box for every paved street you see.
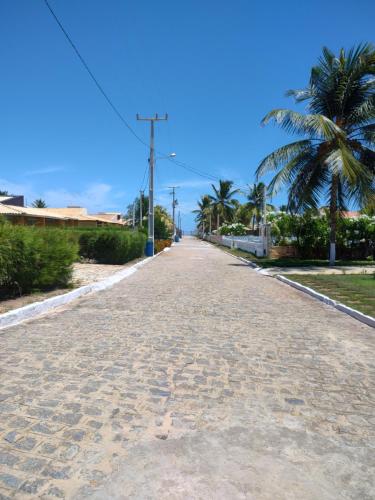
[0,237,374,499]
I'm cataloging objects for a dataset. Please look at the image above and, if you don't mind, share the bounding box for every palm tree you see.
[193,195,212,234]
[256,44,375,265]
[246,182,274,230]
[209,180,239,229]
[32,198,47,208]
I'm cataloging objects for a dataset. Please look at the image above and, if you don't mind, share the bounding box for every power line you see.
[42,0,235,187]
[43,0,148,148]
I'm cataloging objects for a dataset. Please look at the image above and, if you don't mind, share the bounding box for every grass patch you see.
[209,241,374,268]
[286,274,375,317]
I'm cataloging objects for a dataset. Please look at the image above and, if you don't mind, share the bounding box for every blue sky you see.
[1,0,374,229]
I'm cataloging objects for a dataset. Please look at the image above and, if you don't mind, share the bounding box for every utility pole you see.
[132,202,135,229]
[168,186,179,241]
[136,113,168,256]
[139,190,144,228]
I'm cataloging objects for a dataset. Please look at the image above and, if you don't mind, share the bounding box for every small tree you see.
[209,180,239,228]
[32,198,47,208]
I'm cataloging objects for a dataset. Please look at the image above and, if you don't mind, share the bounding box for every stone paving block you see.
[20,478,47,495]
[0,450,20,467]
[19,456,48,472]
[0,473,23,491]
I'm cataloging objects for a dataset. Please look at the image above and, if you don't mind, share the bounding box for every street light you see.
[155,152,176,161]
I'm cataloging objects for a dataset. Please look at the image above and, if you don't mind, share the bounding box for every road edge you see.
[0,248,169,331]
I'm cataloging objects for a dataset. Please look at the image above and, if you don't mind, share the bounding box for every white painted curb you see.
[277,275,375,328]
[204,239,263,270]
[216,246,271,275]
[0,248,169,331]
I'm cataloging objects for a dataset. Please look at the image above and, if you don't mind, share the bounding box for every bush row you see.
[0,222,78,297]
[78,230,146,264]
[154,239,172,253]
[269,212,375,259]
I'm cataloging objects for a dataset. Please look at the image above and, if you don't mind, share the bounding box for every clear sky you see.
[1,0,374,229]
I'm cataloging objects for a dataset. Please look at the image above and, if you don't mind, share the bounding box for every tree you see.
[0,190,9,196]
[125,195,149,225]
[193,195,212,233]
[32,198,47,208]
[209,180,239,228]
[257,44,375,265]
[154,205,173,239]
[246,182,274,230]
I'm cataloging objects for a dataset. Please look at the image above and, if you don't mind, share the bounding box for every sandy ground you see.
[0,261,142,314]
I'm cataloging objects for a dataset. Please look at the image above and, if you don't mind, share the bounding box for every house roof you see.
[0,196,13,203]
[0,205,66,220]
[47,207,88,216]
[0,204,124,225]
[342,211,361,218]
[90,212,122,223]
[0,204,22,215]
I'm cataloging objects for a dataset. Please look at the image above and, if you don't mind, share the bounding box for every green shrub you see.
[0,222,78,297]
[219,223,247,236]
[78,230,146,264]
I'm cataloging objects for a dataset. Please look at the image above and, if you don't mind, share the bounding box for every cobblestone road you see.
[0,237,374,499]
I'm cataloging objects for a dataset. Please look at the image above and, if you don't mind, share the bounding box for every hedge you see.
[78,230,146,264]
[154,239,172,253]
[0,222,78,297]
[268,212,375,260]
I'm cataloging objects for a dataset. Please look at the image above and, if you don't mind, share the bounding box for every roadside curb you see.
[208,242,270,274]
[276,275,375,328]
[0,248,168,331]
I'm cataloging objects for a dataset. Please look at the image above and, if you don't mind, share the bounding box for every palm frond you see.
[256,140,313,178]
[261,109,344,140]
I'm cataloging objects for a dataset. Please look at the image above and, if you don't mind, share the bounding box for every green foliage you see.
[269,212,374,259]
[153,206,172,239]
[209,180,239,226]
[32,198,47,208]
[78,230,146,264]
[0,222,78,297]
[219,223,247,236]
[257,44,375,263]
[193,195,212,232]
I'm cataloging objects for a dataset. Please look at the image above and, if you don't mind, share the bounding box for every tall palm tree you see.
[32,198,47,208]
[256,44,375,265]
[193,195,212,234]
[209,180,239,228]
[246,182,274,230]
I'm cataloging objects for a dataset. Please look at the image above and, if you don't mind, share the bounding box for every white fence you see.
[205,233,266,257]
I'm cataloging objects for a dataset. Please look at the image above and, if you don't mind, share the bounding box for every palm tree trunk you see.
[329,174,339,266]
[217,213,220,229]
